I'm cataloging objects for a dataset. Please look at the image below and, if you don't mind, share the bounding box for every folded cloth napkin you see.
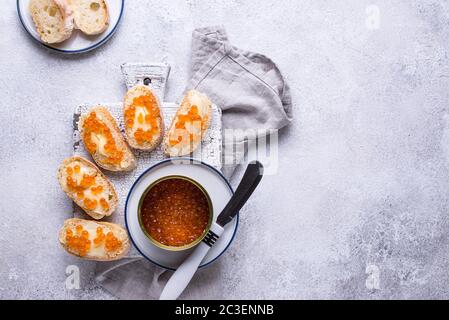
[95,25,292,299]
[186,26,293,178]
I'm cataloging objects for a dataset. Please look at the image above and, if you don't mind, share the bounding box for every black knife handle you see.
[217,161,264,226]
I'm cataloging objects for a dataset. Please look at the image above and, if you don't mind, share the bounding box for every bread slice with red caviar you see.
[79,106,137,172]
[57,156,118,219]
[163,90,212,157]
[123,85,164,151]
[59,218,130,261]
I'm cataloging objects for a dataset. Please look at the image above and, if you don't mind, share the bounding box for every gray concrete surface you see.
[2,0,449,299]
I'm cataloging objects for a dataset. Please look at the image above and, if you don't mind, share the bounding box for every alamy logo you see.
[365,264,380,290]
[365,5,381,30]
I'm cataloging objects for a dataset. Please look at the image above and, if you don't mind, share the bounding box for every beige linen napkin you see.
[95,26,292,299]
[186,26,292,178]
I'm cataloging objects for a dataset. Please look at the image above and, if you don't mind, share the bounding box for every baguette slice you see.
[123,85,164,151]
[57,156,117,219]
[69,0,109,35]
[79,106,137,172]
[59,218,130,261]
[29,0,74,44]
[163,90,212,157]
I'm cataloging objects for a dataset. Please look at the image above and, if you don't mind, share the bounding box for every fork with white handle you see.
[159,161,264,300]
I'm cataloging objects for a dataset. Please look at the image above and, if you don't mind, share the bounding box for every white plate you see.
[125,158,239,270]
[17,0,124,54]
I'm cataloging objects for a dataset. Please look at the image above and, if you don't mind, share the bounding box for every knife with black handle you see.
[159,161,264,300]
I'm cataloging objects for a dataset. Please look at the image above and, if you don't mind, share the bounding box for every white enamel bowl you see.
[125,158,238,270]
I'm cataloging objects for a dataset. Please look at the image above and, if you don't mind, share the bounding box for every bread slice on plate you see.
[59,218,130,261]
[69,0,109,35]
[123,85,164,151]
[163,90,212,157]
[79,105,137,172]
[29,0,74,44]
[57,156,118,219]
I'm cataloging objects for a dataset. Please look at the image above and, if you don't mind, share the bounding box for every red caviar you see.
[124,95,160,145]
[140,178,210,247]
[82,111,124,165]
[169,105,203,146]
[91,227,121,252]
[66,225,91,257]
[65,162,109,212]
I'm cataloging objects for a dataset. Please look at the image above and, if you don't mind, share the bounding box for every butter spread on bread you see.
[59,218,130,261]
[58,156,117,219]
[79,106,136,172]
[163,90,212,157]
[123,85,164,151]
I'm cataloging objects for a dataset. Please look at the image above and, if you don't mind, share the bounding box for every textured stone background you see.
[1,0,449,299]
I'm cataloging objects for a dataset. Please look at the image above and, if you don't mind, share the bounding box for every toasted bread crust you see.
[70,0,109,35]
[29,0,74,44]
[57,156,118,219]
[123,85,164,151]
[163,90,212,157]
[79,106,137,172]
[59,218,130,261]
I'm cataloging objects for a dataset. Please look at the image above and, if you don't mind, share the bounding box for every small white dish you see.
[125,158,239,270]
[17,0,125,54]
